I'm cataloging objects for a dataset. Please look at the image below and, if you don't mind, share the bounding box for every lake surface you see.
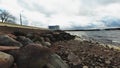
[67,30,120,46]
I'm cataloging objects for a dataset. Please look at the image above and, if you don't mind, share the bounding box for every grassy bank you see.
[0,22,48,30]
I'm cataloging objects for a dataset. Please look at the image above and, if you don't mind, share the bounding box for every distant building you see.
[48,25,60,30]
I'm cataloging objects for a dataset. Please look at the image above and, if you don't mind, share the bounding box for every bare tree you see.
[0,9,16,23]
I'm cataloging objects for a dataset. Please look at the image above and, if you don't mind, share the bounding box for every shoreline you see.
[0,26,120,68]
[74,35,120,51]
[53,34,120,68]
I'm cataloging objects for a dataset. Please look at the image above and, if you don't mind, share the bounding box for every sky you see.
[0,0,120,29]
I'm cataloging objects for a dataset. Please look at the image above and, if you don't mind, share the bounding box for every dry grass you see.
[0,22,48,30]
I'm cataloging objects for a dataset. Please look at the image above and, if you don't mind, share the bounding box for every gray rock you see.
[0,35,22,47]
[9,43,68,68]
[16,36,33,46]
[0,51,14,68]
[15,44,52,68]
[105,60,111,64]
[44,37,51,42]
[35,41,51,47]
[44,42,51,47]
[33,36,45,43]
[39,37,45,42]
[47,54,69,68]
[83,66,88,68]
[67,52,81,65]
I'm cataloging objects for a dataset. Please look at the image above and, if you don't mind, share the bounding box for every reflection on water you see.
[67,30,120,46]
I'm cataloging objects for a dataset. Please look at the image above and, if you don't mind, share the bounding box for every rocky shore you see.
[0,28,74,68]
[53,39,120,68]
[0,26,120,68]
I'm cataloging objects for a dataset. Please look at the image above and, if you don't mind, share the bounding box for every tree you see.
[0,9,16,23]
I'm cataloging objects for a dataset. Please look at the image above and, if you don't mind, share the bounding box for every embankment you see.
[0,25,120,68]
[0,25,74,68]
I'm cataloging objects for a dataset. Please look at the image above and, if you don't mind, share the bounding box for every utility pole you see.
[20,10,24,25]
[20,13,22,25]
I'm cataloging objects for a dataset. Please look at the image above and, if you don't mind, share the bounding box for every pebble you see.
[83,66,88,68]
[105,60,111,64]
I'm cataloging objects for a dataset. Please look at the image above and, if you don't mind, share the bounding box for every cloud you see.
[81,0,120,5]
[0,0,120,29]
[17,0,81,16]
[101,16,120,27]
[94,3,120,18]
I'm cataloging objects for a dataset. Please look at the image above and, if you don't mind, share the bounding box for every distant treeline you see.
[64,28,120,31]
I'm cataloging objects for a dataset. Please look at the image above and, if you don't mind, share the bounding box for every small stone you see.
[67,52,81,65]
[83,66,88,68]
[105,60,111,64]
[47,54,69,68]
[44,42,51,47]
[44,37,51,42]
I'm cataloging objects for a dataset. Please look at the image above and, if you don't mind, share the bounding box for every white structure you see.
[48,25,60,30]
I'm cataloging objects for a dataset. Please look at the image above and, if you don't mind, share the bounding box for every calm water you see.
[67,30,120,46]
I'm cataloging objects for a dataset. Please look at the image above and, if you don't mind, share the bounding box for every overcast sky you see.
[0,0,120,29]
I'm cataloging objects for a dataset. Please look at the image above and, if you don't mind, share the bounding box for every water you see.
[67,30,120,46]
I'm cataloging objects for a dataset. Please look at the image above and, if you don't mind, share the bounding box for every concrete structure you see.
[48,25,60,30]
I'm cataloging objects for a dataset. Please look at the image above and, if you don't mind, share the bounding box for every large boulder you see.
[11,44,69,68]
[0,35,22,47]
[12,30,26,36]
[14,44,52,68]
[0,51,14,68]
[16,36,33,46]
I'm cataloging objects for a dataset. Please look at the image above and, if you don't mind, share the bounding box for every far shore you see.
[64,27,120,31]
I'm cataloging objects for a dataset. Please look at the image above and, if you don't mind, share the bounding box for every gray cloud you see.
[9,0,120,29]
[79,0,120,16]
[101,16,120,27]
[0,0,3,3]
[70,16,120,30]
[32,3,55,17]
[81,0,120,6]
[17,0,35,11]
[17,0,55,17]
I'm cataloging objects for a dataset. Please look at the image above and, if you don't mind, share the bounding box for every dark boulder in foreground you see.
[9,44,69,68]
[14,44,52,68]
[0,35,22,47]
